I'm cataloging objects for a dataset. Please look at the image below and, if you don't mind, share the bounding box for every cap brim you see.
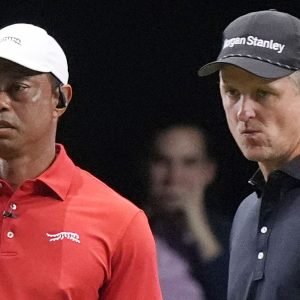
[198,56,295,79]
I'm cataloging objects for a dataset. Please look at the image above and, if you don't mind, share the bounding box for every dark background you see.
[1,1,299,217]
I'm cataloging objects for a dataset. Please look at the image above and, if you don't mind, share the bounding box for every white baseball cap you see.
[0,23,68,84]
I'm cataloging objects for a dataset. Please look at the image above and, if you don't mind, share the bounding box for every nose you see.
[0,91,10,111]
[237,95,255,122]
[166,163,183,184]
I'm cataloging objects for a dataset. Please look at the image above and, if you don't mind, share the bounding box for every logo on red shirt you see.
[46,232,80,243]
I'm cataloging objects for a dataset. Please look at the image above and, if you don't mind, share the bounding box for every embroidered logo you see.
[223,36,285,54]
[0,36,21,45]
[46,232,80,243]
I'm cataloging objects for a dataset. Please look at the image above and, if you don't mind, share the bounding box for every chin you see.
[242,150,267,162]
[238,142,270,162]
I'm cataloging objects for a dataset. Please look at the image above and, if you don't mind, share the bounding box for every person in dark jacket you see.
[198,9,300,300]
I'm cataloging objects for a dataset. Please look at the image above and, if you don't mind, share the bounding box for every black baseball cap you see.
[198,10,300,78]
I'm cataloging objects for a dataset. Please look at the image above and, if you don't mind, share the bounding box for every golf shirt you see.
[0,144,162,300]
[228,156,300,300]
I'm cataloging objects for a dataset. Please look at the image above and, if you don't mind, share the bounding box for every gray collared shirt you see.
[228,156,300,300]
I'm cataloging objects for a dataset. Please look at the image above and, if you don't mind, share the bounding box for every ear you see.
[54,84,72,117]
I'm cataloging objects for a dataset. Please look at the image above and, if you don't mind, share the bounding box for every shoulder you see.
[68,167,154,261]
[233,192,261,224]
[230,192,261,247]
[66,167,144,239]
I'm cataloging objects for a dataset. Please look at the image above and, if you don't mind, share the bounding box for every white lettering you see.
[223,35,285,54]
[223,37,246,48]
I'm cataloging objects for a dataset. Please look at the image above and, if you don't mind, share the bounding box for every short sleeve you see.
[100,210,162,300]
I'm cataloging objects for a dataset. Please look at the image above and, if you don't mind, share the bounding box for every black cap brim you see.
[198,56,295,79]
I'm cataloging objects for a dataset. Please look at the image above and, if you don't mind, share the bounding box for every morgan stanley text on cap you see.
[198,10,300,79]
[0,23,68,84]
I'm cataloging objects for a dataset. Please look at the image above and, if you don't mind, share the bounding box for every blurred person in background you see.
[144,120,231,300]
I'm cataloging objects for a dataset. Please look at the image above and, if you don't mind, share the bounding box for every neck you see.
[0,144,56,190]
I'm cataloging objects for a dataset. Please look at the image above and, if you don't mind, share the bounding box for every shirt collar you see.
[280,155,300,180]
[36,144,76,201]
[248,168,265,195]
[248,155,300,193]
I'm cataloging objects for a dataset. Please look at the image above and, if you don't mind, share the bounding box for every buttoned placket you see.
[253,171,282,281]
[0,183,20,254]
[5,203,17,239]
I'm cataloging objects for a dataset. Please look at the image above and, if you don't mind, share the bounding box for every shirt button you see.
[7,231,14,239]
[260,226,268,233]
[10,203,17,210]
[258,252,264,260]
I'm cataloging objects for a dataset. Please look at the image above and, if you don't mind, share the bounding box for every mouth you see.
[241,129,259,135]
[239,125,261,134]
[0,121,14,129]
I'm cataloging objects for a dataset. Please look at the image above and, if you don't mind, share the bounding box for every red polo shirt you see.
[0,144,162,299]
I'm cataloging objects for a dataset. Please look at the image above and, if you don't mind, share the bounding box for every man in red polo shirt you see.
[0,23,162,299]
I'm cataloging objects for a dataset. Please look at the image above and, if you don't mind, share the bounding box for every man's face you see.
[149,126,214,213]
[219,65,300,173]
[0,59,60,158]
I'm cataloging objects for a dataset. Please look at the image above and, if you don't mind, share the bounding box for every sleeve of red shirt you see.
[101,210,163,299]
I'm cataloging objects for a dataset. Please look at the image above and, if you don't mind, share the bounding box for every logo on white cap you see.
[0,36,21,45]
[0,23,69,84]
